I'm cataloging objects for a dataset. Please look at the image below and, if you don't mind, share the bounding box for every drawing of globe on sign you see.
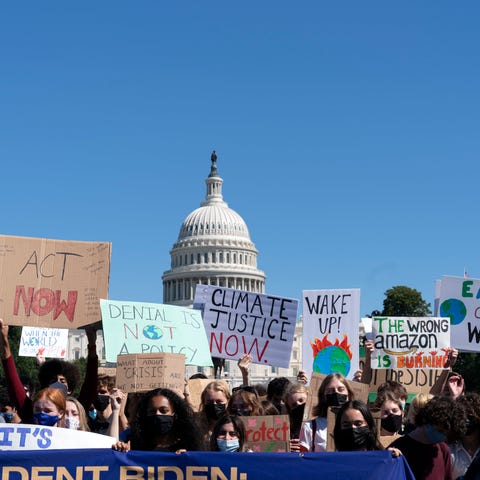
[311,334,352,376]
[440,299,467,326]
[143,325,163,340]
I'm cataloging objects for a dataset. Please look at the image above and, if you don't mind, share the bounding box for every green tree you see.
[378,285,432,316]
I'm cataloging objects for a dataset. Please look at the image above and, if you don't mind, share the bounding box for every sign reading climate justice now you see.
[437,276,480,352]
[302,289,360,381]
[371,317,451,370]
[100,299,213,366]
[0,234,111,329]
[194,285,298,368]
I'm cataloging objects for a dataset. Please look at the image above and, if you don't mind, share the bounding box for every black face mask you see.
[326,393,348,407]
[93,395,110,412]
[381,414,403,434]
[205,403,226,421]
[146,414,175,436]
[232,409,251,417]
[336,426,370,451]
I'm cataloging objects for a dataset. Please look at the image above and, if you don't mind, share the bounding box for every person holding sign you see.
[112,388,202,453]
[299,373,354,452]
[283,382,309,452]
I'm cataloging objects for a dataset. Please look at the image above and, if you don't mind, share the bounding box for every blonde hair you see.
[406,393,433,425]
[283,382,309,413]
[66,396,90,431]
[200,381,231,411]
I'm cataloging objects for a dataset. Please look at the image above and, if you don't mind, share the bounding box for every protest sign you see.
[302,289,360,380]
[187,378,214,412]
[437,276,480,352]
[115,353,185,395]
[1,450,415,480]
[369,368,444,396]
[240,415,290,452]
[0,424,115,450]
[371,317,450,370]
[19,326,68,358]
[304,372,369,421]
[100,299,213,366]
[194,285,298,367]
[0,234,110,329]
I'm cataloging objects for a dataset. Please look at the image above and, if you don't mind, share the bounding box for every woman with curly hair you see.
[390,395,467,480]
[113,388,202,453]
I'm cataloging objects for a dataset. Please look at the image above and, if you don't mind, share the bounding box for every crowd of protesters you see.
[2,317,480,480]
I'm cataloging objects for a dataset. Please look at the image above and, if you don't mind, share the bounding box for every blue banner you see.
[0,449,414,479]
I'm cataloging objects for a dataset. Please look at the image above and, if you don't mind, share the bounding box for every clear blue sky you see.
[1,2,478,318]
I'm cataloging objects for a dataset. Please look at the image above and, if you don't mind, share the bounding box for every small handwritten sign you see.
[19,326,68,358]
[240,415,290,452]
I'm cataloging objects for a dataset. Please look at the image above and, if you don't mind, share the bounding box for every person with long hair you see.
[209,415,248,452]
[113,388,202,453]
[228,387,263,417]
[197,380,231,447]
[299,373,354,452]
[65,396,90,431]
[33,387,66,428]
[283,382,308,452]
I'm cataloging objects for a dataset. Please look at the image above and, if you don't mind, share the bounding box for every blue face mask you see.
[217,438,240,452]
[425,424,446,444]
[2,412,14,423]
[34,413,60,427]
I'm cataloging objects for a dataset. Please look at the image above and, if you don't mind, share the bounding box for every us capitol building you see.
[66,152,302,385]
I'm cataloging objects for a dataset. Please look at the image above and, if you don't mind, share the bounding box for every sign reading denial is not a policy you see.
[100,299,213,366]
[0,235,111,329]
[194,285,298,368]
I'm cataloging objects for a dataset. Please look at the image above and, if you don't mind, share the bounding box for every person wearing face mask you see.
[197,381,231,448]
[32,387,66,428]
[0,392,22,424]
[210,415,249,452]
[112,388,202,453]
[65,396,90,431]
[228,387,263,417]
[283,382,308,452]
[374,390,405,439]
[449,393,480,480]
[390,395,467,480]
[299,373,354,452]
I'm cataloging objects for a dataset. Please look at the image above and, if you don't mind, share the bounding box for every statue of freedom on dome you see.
[211,150,217,166]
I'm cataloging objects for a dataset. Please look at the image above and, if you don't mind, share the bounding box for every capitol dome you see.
[162,151,266,306]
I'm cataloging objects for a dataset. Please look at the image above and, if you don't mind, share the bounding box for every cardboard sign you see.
[0,424,115,450]
[437,276,480,352]
[371,317,450,370]
[0,234,111,329]
[302,289,360,381]
[187,378,214,412]
[240,415,290,452]
[100,299,213,366]
[194,285,298,368]
[304,372,369,421]
[115,353,185,395]
[369,367,444,395]
[19,326,68,358]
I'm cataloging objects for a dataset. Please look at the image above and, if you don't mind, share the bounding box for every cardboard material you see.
[240,415,290,452]
[369,368,444,395]
[0,234,110,329]
[187,378,214,412]
[115,353,185,395]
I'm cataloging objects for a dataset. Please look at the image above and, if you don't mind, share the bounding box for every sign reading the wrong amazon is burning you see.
[371,317,451,370]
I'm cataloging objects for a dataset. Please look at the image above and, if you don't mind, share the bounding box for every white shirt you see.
[449,441,480,480]
[299,417,328,452]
